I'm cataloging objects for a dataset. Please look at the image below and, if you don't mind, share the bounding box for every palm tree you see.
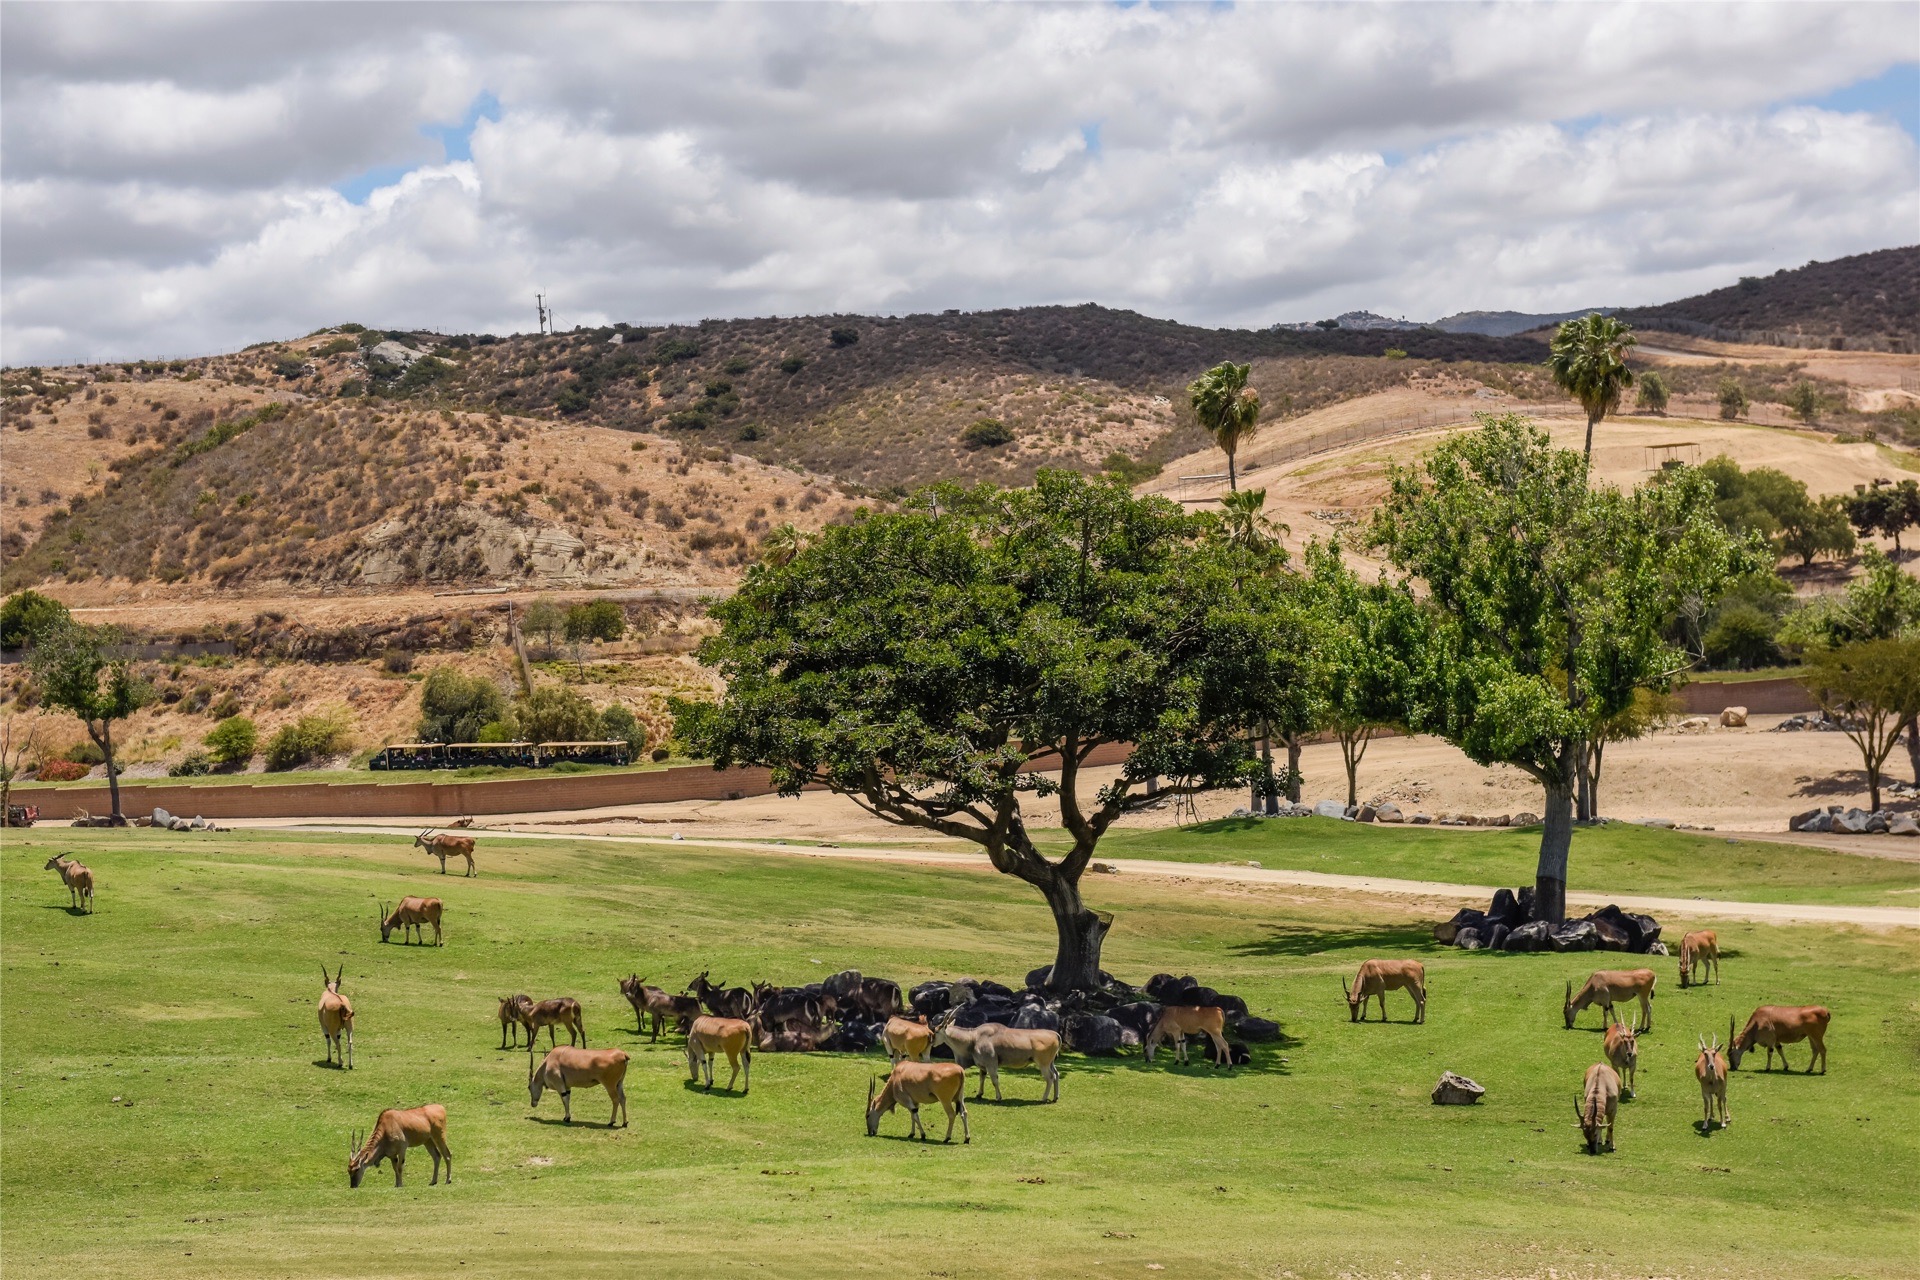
[1218,487,1287,553]
[1547,314,1637,465]
[760,522,805,568]
[1188,361,1262,491]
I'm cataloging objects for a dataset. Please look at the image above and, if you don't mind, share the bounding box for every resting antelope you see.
[379,897,442,946]
[1564,969,1656,1032]
[686,1015,752,1093]
[1728,1006,1830,1074]
[1143,1005,1233,1068]
[530,1046,630,1127]
[1678,931,1720,988]
[414,829,476,877]
[1696,1035,1730,1129]
[933,1015,1064,1100]
[1343,959,1426,1023]
[318,964,354,1069]
[521,997,586,1050]
[43,854,94,913]
[884,1015,933,1065]
[498,994,534,1049]
[1602,1020,1638,1098]
[347,1104,452,1187]
[867,1061,970,1143]
[1574,1062,1620,1155]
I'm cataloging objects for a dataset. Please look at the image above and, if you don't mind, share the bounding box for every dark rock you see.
[1834,807,1871,834]
[1025,965,1053,989]
[1011,1006,1061,1032]
[1789,807,1826,832]
[1487,889,1525,927]
[951,1001,1021,1029]
[1588,917,1631,951]
[822,969,864,1000]
[1550,921,1599,952]
[1215,994,1250,1021]
[1236,1016,1280,1042]
[1503,921,1552,952]
[1623,914,1661,953]
[1227,1042,1252,1065]
[1063,1013,1122,1055]
[1108,1002,1161,1038]
[1435,908,1488,945]
[1486,922,1510,950]
[909,981,954,1018]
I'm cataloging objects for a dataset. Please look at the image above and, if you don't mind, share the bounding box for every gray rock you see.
[1455,928,1485,951]
[1637,817,1676,829]
[1064,1013,1122,1056]
[1012,1005,1061,1032]
[1374,802,1404,823]
[1834,808,1872,834]
[366,339,427,368]
[1866,811,1891,834]
[1356,805,1377,823]
[1236,1016,1281,1042]
[1513,812,1539,826]
[1503,921,1553,952]
[1646,941,1670,956]
[1789,807,1826,832]
[1485,922,1510,950]
[1889,814,1919,837]
[1550,921,1600,952]
[1314,800,1347,819]
[151,806,173,827]
[1411,813,1433,824]
[1431,1071,1485,1105]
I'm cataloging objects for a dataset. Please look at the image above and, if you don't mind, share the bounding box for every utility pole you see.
[536,294,554,336]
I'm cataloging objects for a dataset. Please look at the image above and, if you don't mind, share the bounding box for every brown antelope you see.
[530,1046,630,1127]
[347,1104,452,1187]
[1143,1006,1233,1068]
[498,994,534,1049]
[1678,930,1720,988]
[379,897,443,946]
[1695,1035,1731,1129]
[690,971,753,1019]
[414,829,476,877]
[884,1015,933,1065]
[867,1061,971,1143]
[1602,1020,1638,1098]
[521,997,586,1050]
[1728,1006,1830,1074]
[619,976,696,1041]
[448,815,475,828]
[1574,1062,1620,1155]
[43,854,94,913]
[931,1015,1063,1100]
[686,1016,752,1093]
[1563,969,1656,1032]
[1342,959,1426,1023]
[318,964,354,1070]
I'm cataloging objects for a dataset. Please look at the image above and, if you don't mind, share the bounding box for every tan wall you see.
[1675,677,1815,716]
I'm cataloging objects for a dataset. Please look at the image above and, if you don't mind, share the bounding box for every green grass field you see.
[2,826,1916,1279]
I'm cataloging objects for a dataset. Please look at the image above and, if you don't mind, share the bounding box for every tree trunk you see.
[1284,735,1302,803]
[1338,725,1372,809]
[1260,725,1278,816]
[1907,720,1919,786]
[1582,409,1600,464]
[1533,771,1575,925]
[1226,448,1237,492]
[1040,872,1110,992]
[1589,739,1607,818]
[1575,743,1593,822]
[93,721,125,824]
[1867,760,1881,815]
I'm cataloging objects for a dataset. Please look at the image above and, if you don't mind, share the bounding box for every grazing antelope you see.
[1342,959,1426,1023]
[347,1104,452,1187]
[1563,969,1656,1032]
[1143,1005,1233,1068]
[318,964,354,1069]
[1695,1035,1730,1129]
[867,1061,970,1143]
[619,976,696,1041]
[1602,1020,1638,1098]
[933,1015,1064,1100]
[1728,1006,1830,1074]
[1574,1062,1620,1155]
[690,971,753,1019]
[530,1046,630,1127]
[497,994,534,1049]
[521,997,586,1050]
[414,829,477,877]
[883,1014,933,1065]
[43,854,94,913]
[686,1016,752,1093]
[379,897,443,946]
[1678,931,1720,988]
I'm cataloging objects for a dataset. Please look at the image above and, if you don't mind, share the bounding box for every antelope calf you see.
[1564,969,1656,1032]
[1143,1006,1233,1068]
[1574,1062,1620,1155]
[530,1046,630,1127]
[348,1104,452,1187]
[867,1061,970,1143]
[1343,959,1426,1023]
[1602,1020,1638,1098]
[318,964,354,1069]
[686,1015,752,1093]
[521,997,586,1050]
[1728,1006,1830,1074]
[1695,1035,1730,1129]
[379,897,443,946]
[43,854,94,913]
[1678,930,1720,988]
[414,829,477,877]
[498,994,534,1049]
[883,1015,933,1065]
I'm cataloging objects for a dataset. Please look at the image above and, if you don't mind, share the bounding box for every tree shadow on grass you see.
[1230,921,1436,958]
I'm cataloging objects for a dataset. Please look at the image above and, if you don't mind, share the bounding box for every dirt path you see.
[281,823,1920,929]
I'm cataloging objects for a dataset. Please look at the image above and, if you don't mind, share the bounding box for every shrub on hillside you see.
[203,715,258,766]
[598,703,647,755]
[1,589,71,649]
[66,741,105,766]
[512,685,599,743]
[264,708,352,771]
[35,759,90,782]
[829,327,859,348]
[418,668,508,744]
[169,752,213,778]
[779,356,807,374]
[563,600,626,643]
[962,418,1013,449]
[1717,378,1748,420]
[1635,371,1669,413]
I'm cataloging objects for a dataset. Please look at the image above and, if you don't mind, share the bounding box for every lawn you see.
[1087,816,1920,906]
[2,826,1916,1279]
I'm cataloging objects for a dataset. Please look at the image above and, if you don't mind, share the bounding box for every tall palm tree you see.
[1188,361,1262,491]
[1547,314,1637,466]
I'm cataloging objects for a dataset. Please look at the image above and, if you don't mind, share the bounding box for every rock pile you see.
[1434,889,1663,954]
[1789,805,1919,836]
[1773,713,1842,732]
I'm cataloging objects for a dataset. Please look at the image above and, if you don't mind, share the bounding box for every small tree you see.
[760,523,805,568]
[563,600,626,643]
[1188,362,1262,491]
[829,327,859,348]
[1785,381,1820,425]
[1,590,71,651]
[1302,539,1421,808]
[1546,314,1636,463]
[962,418,1014,450]
[1717,378,1748,420]
[0,712,42,817]
[598,703,647,755]
[264,708,352,771]
[513,685,599,743]
[203,715,258,766]
[1635,371,1669,414]
[27,622,156,822]
[1846,479,1919,553]
[1777,495,1856,567]
[418,668,508,743]
[1799,637,1920,811]
[521,598,564,655]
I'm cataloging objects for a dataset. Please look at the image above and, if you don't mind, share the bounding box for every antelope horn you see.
[867,1075,877,1105]
[1564,979,1573,1003]
[323,965,332,986]
[1341,975,1351,1001]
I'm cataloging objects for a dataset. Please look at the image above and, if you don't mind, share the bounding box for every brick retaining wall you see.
[1674,677,1815,716]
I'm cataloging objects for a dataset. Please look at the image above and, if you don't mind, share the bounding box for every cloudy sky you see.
[3,2,1916,365]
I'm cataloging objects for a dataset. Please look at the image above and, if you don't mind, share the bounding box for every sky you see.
[2,2,1917,366]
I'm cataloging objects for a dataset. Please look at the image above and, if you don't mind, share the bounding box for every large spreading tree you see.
[1368,415,1747,922]
[27,621,156,824]
[675,470,1308,989]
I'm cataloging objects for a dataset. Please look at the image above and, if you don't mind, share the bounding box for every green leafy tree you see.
[202,715,258,766]
[597,703,647,755]
[1,590,71,650]
[520,598,564,655]
[1703,603,1781,670]
[1717,378,1748,420]
[1188,362,1262,491]
[1546,314,1637,463]
[1301,539,1423,807]
[563,600,626,643]
[961,418,1013,450]
[417,668,508,743]
[26,622,155,822]
[674,471,1308,989]
[1845,479,1920,553]
[1785,381,1820,424]
[513,685,600,743]
[1780,547,1920,650]
[1777,495,1856,567]
[1799,637,1920,811]
[1635,371,1669,414]
[1368,415,1747,922]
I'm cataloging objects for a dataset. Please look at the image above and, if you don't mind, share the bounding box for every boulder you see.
[1549,920,1600,952]
[1025,965,1054,989]
[151,806,173,827]
[1063,1013,1122,1056]
[1214,993,1250,1021]
[1513,812,1539,826]
[1314,800,1347,819]
[1865,811,1891,834]
[1485,922,1511,951]
[1677,716,1711,733]
[1789,807,1827,832]
[1503,921,1553,952]
[1227,1042,1253,1066]
[1624,913,1662,952]
[1588,917,1631,951]
[1011,1005,1061,1032]
[909,981,955,1018]
[1375,802,1405,823]
[1720,706,1748,727]
[1834,808,1872,835]
[1356,804,1376,823]
[1434,908,1487,945]
[1236,1016,1281,1042]
[1108,1002,1161,1039]
[1455,928,1485,951]
[1431,1071,1485,1106]
[1410,813,1433,825]
[1890,814,1919,837]
[1486,889,1526,928]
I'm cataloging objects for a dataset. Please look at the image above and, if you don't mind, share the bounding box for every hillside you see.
[1619,245,1919,347]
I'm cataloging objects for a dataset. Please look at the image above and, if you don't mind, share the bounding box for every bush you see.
[66,741,105,766]
[829,327,859,348]
[512,685,599,743]
[564,600,627,643]
[1785,381,1820,424]
[316,337,358,356]
[555,385,593,415]
[1102,452,1162,485]
[598,703,647,755]
[264,708,352,771]
[35,759,90,782]
[723,356,752,375]
[476,721,514,743]
[381,647,414,674]
[1703,603,1781,670]
[1717,378,1748,420]
[1,589,71,650]
[203,715,258,766]
[962,418,1014,450]
[650,746,672,763]
[169,752,213,777]
[418,668,508,743]
[779,356,807,374]
[1636,371,1669,413]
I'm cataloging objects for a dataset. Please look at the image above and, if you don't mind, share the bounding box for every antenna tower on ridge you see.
[536,294,554,336]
